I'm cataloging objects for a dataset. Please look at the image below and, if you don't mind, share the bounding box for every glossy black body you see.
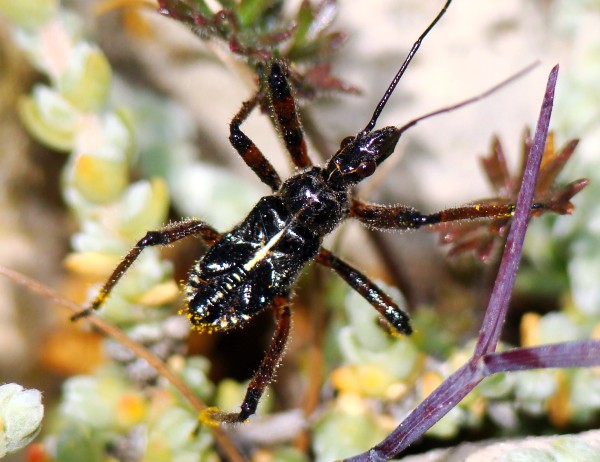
[183,43,418,334]
[184,166,351,331]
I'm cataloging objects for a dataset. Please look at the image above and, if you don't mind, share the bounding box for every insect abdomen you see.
[184,196,320,332]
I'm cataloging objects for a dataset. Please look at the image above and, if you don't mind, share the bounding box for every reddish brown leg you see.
[266,61,313,169]
[350,198,541,230]
[201,296,292,425]
[229,93,283,192]
[71,219,221,321]
[316,248,412,335]
[228,61,311,191]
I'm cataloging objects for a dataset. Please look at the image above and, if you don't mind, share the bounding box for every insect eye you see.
[340,136,354,148]
[356,160,376,178]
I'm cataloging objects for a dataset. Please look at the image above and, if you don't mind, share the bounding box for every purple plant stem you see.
[473,65,559,358]
[345,65,559,462]
[362,359,485,462]
[484,340,600,373]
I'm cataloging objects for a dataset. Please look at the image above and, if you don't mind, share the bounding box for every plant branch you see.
[345,65,578,462]
[0,266,245,462]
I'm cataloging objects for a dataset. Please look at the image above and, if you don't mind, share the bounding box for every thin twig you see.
[0,265,246,462]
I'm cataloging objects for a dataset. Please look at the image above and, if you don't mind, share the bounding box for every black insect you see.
[72,0,543,425]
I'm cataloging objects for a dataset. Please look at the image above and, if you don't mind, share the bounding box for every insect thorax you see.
[278,167,350,235]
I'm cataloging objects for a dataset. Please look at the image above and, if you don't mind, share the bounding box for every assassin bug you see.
[73,0,550,425]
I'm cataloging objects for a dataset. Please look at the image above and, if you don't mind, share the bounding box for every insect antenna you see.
[361,0,453,135]
[396,61,539,135]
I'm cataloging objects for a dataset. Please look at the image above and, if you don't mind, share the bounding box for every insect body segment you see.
[185,195,321,332]
[278,167,350,234]
[325,127,402,187]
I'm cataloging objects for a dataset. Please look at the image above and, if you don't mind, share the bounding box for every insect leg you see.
[316,248,412,335]
[200,296,292,425]
[266,61,312,169]
[350,198,541,230]
[71,219,221,321]
[229,92,283,192]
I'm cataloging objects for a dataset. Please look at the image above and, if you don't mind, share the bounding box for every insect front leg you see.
[71,219,221,321]
[200,296,291,425]
[229,93,283,192]
[316,248,412,335]
[265,61,313,169]
[350,198,533,230]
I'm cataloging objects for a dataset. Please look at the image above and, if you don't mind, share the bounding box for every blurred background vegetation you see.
[0,0,599,460]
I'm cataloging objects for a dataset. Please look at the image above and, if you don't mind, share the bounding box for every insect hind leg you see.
[200,295,291,425]
[71,219,221,321]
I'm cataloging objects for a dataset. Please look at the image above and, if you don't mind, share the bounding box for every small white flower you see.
[0,383,44,457]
